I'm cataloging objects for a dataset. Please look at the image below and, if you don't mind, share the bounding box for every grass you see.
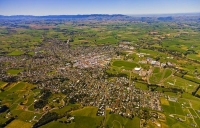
[112,60,139,70]
[71,107,97,117]
[171,122,190,128]
[196,88,200,96]
[165,114,192,128]
[27,51,35,56]
[0,81,37,122]
[0,81,7,87]
[163,69,173,79]
[70,107,103,128]
[162,101,184,116]
[188,108,198,116]
[160,97,169,106]
[17,111,41,122]
[7,82,26,92]
[28,104,35,111]
[52,104,80,115]
[149,68,173,84]
[105,113,127,127]
[105,113,140,128]
[0,117,10,126]
[170,101,185,116]
[6,69,23,75]
[153,67,160,73]
[134,82,148,90]
[0,82,28,107]
[41,121,75,128]
[5,119,32,128]
[187,117,195,125]
[125,117,140,128]
[194,118,200,128]
[7,51,24,56]
[25,94,35,106]
[187,54,200,61]
[149,72,163,84]
[163,76,198,94]
[0,20,200,128]
[97,37,118,44]
[183,75,200,84]
[74,116,103,128]
[165,115,177,126]
[178,99,190,108]
[139,49,168,58]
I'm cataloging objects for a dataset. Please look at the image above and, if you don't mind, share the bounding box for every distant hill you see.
[157,16,173,21]
[0,14,129,20]
[0,14,200,22]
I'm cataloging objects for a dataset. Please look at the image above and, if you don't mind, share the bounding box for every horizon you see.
[0,0,200,16]
[1,12,200,17]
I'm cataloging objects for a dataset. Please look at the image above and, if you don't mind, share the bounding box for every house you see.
[134,67,141,71]
[151,61,157,65]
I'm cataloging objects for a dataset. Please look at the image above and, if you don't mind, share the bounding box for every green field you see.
[105,112,140,128]
[0,81,7,88]
[71,107,98,117]
[112,60,139,70]
[0,16,200,128]
[162,101,184,116]
[149,72,163,84]
[52,104,80,115]
[42,107,104,128]
[7,51,24,56]
[153,67,160,73]
[6,69,23,75]
[5,119,32,128]
[163,69,172,79]
[44,107,140,128]
[196,88,200,96]
[161,95,200,127]
[164,76,198,93]
[160,97,169,106]
[41,121,75,128]
[71,107,103,128]
[135,82,148,90]
[17,111,41,122]
[149,68,173,85]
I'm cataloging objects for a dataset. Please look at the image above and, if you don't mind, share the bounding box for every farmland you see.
[112,60,139,70]
[0,15,200,128]
[159,95,200,128]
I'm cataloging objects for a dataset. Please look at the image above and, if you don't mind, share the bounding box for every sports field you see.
[112,60,140,70]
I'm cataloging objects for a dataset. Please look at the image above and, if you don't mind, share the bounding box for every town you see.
[0,14,200,128]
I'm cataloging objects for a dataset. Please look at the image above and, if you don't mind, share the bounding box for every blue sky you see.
[0,0,200,15]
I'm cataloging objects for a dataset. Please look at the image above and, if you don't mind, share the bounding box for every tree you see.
[0,105,8,113]
[33,112,58,128]
[34,100,47,109]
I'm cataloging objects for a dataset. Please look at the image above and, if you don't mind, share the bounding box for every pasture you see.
[5,120,32,128]
[6,69,23,75]
[161,98,184,116]
[70,107,104,128]
[41,121,75,128]
[7,51,24,56]
[160,97,169,106]
[149,68,173,85]
[0,81,7,88]
[135,82,148,90]
[0,16,200,128]
[112,60,139,70]
[105,112,140,128]
[52,104,80,115]
[163,76,198,93]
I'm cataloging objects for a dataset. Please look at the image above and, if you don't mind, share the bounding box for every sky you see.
[0,0,200,16]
